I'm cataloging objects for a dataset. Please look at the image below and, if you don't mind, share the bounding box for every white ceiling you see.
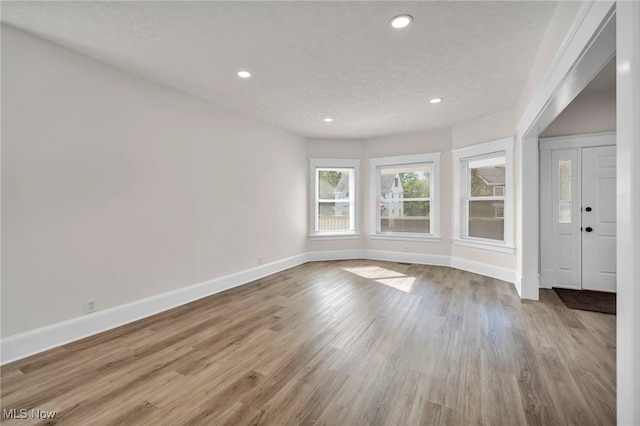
[1,1,559,139]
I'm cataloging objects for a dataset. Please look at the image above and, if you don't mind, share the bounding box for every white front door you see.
[540,135,617,293]
[581,145,617,292]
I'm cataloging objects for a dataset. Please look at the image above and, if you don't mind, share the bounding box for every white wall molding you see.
[364,250,450,267]
[1,250,517,365]
[514,273,523,297]
[0,253,307,365]
[517,0,615,302]
[304,250,366,262]
[539,131,616,150]
[517,0,616,136]
[450,256,518,285]
[616,1,640,422]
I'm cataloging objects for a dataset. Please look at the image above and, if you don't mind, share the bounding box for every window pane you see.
[469,158,505,197]
[559,160,571,180]
[316,167,353,233]
[318,201,351,232]
[378,164,431,234]
[468,200,504,241]
[381,201,430,234]
[379,166,430,199]
[318,169,349,200]
[559,181,571,201]
[559,202,571,223]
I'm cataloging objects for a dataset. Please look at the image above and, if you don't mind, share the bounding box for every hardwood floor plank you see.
[1,260,616,425]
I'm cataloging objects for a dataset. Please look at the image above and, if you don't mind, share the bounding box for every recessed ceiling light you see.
[324,118,333,122]
[237,71,251,78]
[430,98,443,104]
[390,15,413,29]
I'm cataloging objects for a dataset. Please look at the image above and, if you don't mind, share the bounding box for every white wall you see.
[616,1,640,422]
[305,122,520,281]
[451,109,517,271]
[540,88,616,137]
[1,25,307,338]
[306,129,452,258]
[516,1,584,120]
[514,1,585,299]
[363,129,452,256]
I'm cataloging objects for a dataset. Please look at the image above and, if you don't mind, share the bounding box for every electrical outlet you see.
[258,256,264,265]
[85,299,96,314]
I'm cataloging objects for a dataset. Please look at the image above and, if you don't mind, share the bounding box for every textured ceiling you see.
[1,1,558,139]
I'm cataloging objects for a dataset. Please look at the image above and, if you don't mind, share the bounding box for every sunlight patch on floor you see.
[343,266,415,293]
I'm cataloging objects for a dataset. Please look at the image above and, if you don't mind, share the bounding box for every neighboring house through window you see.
[309,158,360,239]
[370,153,441,241]
[453,137,514,253]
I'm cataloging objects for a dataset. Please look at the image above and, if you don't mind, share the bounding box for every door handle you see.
[585,227,593,232]
[585,207,592,212]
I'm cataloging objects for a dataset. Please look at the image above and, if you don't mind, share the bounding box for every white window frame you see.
[453,137,515,253]
[309,158,360,240]
[369,153,441,241]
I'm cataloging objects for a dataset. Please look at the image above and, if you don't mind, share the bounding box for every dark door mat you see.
[553,287,616,315]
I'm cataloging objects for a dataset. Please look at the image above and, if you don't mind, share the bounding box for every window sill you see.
[453,238,516,254]
[309,233,361,241]
[370,233,442,242]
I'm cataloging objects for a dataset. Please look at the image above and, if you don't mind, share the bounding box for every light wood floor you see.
[1,260,616,425]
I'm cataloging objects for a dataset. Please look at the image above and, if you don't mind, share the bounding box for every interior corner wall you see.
[1,25,307,338]
[305,129,453,259]
[450,109,518,271]
[540,89,616,137]
[362,129,452,256]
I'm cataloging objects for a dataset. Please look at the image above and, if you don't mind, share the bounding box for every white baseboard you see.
[364,250,450,267]
[450,256,518,285]
[0,253,307,366]
[304,249,366,262]
[1,250,518,365]
[515,272,523,296]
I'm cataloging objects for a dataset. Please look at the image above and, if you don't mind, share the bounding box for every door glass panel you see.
[559,181,571,201]
[558,160,572,223]
[559,160,571,180]
[559,202,572,223]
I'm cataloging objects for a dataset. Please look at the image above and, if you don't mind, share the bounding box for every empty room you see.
[1,1,638,425]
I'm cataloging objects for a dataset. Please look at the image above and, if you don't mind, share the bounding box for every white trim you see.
[451,137,513,156]
[308,234,361,241]
[309,158,361,238]
[517,1,616,136]
[514,273,523,296]
[450,256,518,285]
[369,153,437,166]
[1,250,518,365]
[453,239,516,254]
[304,250,366,262]
[518,1,615,303]
[0,253,307,365]
[369,152,441,238]
[369,234,441,242]
[539,131,616,151]
[364,250,450,267]
[452,137,515,250]
[616,1,640,423]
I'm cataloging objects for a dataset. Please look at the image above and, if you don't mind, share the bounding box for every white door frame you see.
[539,132,617,291]
[518,1,616,300]
[517,1,640,422]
